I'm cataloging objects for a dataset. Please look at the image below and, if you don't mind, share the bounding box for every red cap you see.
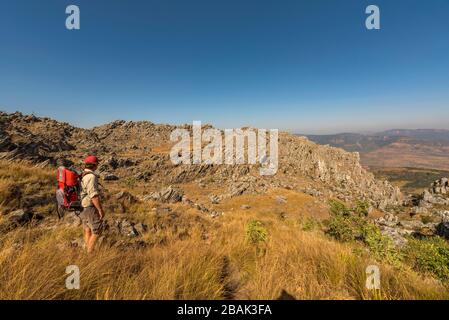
[84,155,99,164]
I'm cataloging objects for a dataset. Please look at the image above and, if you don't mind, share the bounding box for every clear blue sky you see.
[0,0,448,133]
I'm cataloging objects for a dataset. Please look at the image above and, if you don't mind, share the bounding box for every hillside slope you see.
[0,160,448,300]
[0,111,401,208]
[2,112,449,300]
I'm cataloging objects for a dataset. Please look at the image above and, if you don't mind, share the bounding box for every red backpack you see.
[56,166,82,218]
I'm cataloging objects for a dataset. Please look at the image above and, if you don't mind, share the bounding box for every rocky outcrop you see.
[436,211,449,239]
[374,212,439,247]
[281,134,403,209]
[374,175,449,246]
[111,219,148,237]
[0,111,403,209]
[431,178,449,195]
[143,186,184,203]
[410,179,449,210]
[0,209,44,232]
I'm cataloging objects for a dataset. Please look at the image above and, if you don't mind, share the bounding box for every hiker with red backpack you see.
[79,155,105,253]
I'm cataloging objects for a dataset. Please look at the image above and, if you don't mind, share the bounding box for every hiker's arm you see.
[91,196,105,219]
[85,175,105,219]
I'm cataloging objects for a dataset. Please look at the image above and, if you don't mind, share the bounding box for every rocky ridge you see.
[0,111,402,209]
[375,177,449,246]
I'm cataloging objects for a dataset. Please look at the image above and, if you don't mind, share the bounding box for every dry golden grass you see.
[0,160,54,215]
[0,160,448,300]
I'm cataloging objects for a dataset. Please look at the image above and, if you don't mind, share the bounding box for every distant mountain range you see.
[301,129,449,171]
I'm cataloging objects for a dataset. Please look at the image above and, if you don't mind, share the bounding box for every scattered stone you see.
[181,195,193,205]
[145,186,184,203]
[431,177,449,195]
[8,209,26,216]
[398,220,425,231]
[379,226,409,247]
[113,219,148,237]
[374,213,398,228]
[419,190,449,206]
[155,207,172,215]
[275,196,287,204]
[209,194,221,204]
[115,191,134,201]
[102,173,119,181]
[114,191,138,211]
[8,210,42,226]
[135,171,152,181]
[410,206,428,216]
[133,222,148,235]
[436,211,449,239]
[434,210,449,221]
[305,187,323,197]
[436,222,449,239]
[210,211,223,218]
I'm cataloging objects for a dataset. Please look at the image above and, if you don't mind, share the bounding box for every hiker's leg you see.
[83,226,92,249]
[87,233,98,253]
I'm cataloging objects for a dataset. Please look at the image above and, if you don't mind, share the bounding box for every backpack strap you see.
[81,171,103,189]
[82,171,95,178]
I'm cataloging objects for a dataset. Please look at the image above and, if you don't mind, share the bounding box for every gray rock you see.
[410,206,428,216]
[437,222,449,239]
[421,190,449,205]
[378,226,409,247]
[115,219,139,237]
[398,220,424,231]
[8,210,40,226]
[434,210,449,221]
[374,213,398,228]
[146,186,184,203]
[133,222,148,235]
[209,194,221,204]
[209,211,222,218]
[276,196,287,204]
[103,173,119,181]
[423,190,435,202]
[9,209,26,216]
[115,191,137,204]
[305,188,323,197]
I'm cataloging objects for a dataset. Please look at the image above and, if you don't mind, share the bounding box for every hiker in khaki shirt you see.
[79,155,105,253]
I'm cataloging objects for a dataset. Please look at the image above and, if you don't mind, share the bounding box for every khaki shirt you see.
[80,169,100,208]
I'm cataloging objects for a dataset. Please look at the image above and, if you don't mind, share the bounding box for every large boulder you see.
[378,226,409,248]
[102,173,119,181]
[432,177,449,195]
[437,222,449,239]
[112,219,148,237]
[374,213,398,228]
[436,211,449,239]
[7,209,43,228]
[144,186,184,203]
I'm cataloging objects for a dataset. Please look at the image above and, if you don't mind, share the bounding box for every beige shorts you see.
[79,207,103,235]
